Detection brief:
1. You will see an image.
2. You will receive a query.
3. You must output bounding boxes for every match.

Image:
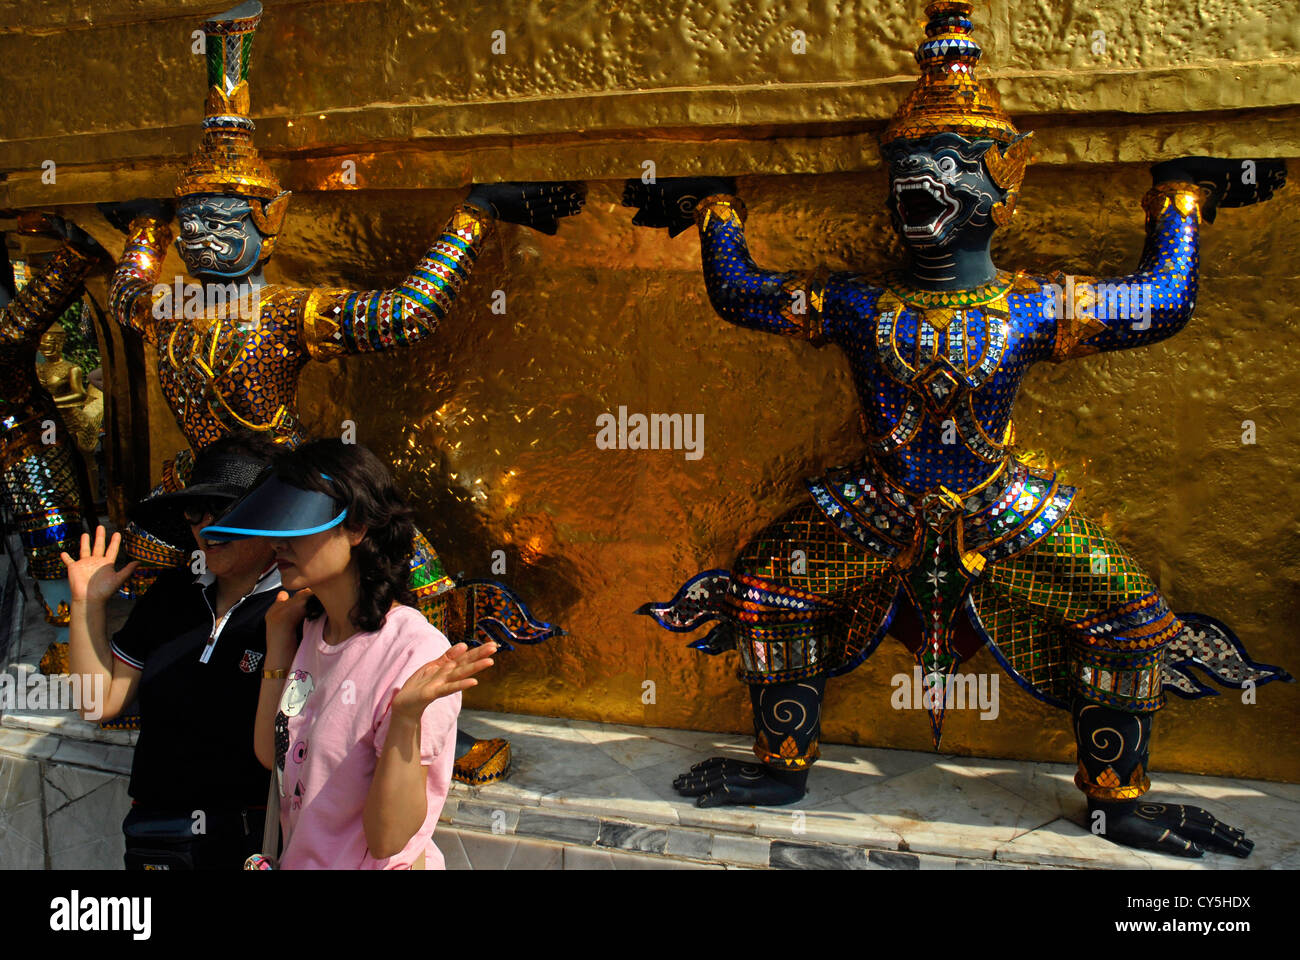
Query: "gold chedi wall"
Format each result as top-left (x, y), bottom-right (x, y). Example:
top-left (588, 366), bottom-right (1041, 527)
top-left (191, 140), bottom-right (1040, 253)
top-left (1, 0), bottom-right (1296, 781)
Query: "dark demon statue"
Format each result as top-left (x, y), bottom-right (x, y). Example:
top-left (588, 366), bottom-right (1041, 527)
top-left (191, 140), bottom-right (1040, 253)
top-left (625, 1), bottom-right (1291, 858)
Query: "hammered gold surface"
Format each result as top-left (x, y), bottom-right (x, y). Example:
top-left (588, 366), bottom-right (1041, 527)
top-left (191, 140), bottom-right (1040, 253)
top-left (3, 1), bottom-right (1296, 780)
top-left (2, 0), bottom-right (1299, 204)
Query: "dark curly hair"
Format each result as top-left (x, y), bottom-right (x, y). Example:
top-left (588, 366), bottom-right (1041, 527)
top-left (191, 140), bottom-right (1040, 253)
top-left (269, 438), bottom-right (416, 633)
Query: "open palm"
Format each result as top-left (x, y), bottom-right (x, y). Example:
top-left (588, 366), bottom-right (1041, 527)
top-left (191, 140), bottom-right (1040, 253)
top-left (392, 642), bottom-right (497, 721)
top-left (60, 526), bottom-right (139, 603)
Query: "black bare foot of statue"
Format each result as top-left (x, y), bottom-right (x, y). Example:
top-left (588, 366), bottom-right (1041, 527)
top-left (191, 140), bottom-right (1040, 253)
top-left (1090, 799), bottom-right (1254, 859)
top-left (672, 757), bottom-right (807, 807)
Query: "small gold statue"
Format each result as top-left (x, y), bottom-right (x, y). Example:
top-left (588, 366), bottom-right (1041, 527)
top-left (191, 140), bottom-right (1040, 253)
top-left (36, 324), bottom-right (104, 497)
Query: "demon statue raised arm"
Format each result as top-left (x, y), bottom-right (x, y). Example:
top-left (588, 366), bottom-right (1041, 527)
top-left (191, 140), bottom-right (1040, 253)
top-left (96, 1), bottom-right (582, 783)
top-left (625, 0), bottom-right (1290, 857)
top-left (1, 215), bottom-right (104, 651)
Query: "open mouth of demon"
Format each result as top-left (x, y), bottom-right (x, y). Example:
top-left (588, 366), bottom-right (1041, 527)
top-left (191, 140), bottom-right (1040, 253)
top-left (179, 236), bottom-right (235, 257)
top-left (893, 175), bottom-right (961, 241)
top-left (178, 233), bottom-right (244, 270)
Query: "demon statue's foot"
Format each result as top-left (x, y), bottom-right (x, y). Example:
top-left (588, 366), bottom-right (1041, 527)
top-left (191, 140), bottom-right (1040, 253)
top-left (452, 728), bottom-right (512, 785)
top-left (672, 757), bottom-right (807, 808)
top-left (1090, 799), bottom-right (1254, 859)
top-left (1071, 701), bottom-right (1255, 858)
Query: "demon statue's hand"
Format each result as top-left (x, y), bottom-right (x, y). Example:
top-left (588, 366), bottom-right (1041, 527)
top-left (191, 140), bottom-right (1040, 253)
top-left (465, 181), bottom-right (586, 235)
top-left (13, 213), bottom-right (107, 261)
top-left (98, 198), bottom-right (175, 235)
top-left (1151, 157), bottom-right (1286, 223)
top-left (672, 757), bottom-right (807, 808)
top-left (1091, 799), bottom-right (1253, 859)
top-left (622, 176), bottom-right (738, 237)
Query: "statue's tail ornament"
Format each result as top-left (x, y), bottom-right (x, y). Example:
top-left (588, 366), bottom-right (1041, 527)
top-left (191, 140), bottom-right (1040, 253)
top-left (636, 569), bottom-right (738, 655)
top-left (1162, 613), bottom-right (1294, 697)
top-left (447, 579), bottom-right (562, 651)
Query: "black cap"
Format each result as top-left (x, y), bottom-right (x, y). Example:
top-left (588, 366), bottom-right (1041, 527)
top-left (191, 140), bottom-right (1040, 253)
top-left (128, 453), bottom-right (269, 549)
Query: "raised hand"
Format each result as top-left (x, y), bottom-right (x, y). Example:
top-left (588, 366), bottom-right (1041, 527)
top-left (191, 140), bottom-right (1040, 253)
top-left (1151, 157), bottom-right (1287, 223)
top-left (12, 213), bottom-right (107, 261)
top-left (1093, 800), bottom-right (1254, 859)
top-left (464, 182), bottom-right (586, 235)
top-left (97, 198), bottom-right (175, 235)
top-left (264, 587), bottom-right (314, 657)
top-left (621, 176), bottom-right (737, 237)
top-left (60, 527), bottom-right (140, 604)
top-left (391, 641), bottom-right (497, 721)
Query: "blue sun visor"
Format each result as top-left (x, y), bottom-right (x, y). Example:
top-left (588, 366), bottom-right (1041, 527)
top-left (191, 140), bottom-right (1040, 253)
top-left (200, 474), bottom-right (347, 542)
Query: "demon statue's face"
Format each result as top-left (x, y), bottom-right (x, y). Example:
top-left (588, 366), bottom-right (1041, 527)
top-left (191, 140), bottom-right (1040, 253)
top-left (175, 194), bottom-right (265, 279)
top-left (883, 133), bottom-right (1005, 251)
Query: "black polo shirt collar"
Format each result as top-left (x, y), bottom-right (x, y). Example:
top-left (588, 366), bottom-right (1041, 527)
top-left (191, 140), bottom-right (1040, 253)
top-left (194, 560), bottom-right (282, 665)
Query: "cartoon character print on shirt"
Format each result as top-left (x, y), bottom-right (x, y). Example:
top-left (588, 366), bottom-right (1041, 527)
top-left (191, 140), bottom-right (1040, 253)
top-left (275, 669), bottom-right (314, 799)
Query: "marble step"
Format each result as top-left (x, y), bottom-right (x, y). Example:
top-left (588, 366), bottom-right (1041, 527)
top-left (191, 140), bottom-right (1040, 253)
top-left (441, 710), bottom-right (1300, 870)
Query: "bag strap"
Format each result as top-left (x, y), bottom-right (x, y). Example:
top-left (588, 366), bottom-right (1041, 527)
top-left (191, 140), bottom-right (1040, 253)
top-left (245, 774), bottom-right (280, 869)
top-left (261, 775), bottom-right (279, 857)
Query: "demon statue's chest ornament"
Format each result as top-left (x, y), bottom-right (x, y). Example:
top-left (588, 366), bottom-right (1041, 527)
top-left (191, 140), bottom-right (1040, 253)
top-left (625, 0), bottom-right (1291, 859)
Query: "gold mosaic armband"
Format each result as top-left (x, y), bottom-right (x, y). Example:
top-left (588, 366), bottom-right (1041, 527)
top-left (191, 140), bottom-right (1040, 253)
top-left (300, 287), bottom-right (354, 362)
top-left (1045, 270), bottom-right (1109, 363)
top-left (1075, 760), bottom-right (1151, 802)
top-left (109, 216), bottom-right (174, 342)
top-left (1141, 180), bottom-right (1212, 227)
top-left (753, 729), bottom-right (821, 771)
top-left (779, 267), bottom-right (830, 345)
top-left (694, 194), bottom-right (748, 232)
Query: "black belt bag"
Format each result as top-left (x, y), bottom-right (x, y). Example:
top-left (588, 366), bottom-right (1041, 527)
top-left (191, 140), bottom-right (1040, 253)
top-left (123, 806), bottom-right (261, 871)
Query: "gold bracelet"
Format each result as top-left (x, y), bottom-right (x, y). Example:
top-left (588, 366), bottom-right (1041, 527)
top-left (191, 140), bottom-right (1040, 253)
top-left (262, 668), bottom-right (287, 680)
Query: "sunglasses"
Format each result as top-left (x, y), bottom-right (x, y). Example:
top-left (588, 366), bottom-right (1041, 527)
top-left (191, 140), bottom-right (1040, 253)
top-left (182, 499), bottom-right (230, 526)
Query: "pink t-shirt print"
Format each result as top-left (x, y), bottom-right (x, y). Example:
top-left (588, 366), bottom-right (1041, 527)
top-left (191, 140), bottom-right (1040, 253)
top-left (274, 604), bottom-right (460, 870)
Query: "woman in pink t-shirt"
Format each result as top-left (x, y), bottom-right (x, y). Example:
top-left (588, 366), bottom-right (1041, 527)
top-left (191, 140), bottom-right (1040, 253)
top-left (202, 439), bottom-right (495, 869)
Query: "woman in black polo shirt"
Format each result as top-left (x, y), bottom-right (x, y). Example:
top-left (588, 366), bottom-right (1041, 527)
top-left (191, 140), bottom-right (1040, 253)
top-left (65, 432), bottom-right (281, 869)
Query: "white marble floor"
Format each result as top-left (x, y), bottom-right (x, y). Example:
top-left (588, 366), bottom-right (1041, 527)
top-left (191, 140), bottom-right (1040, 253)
top-left (441, 709), bottom-right (1300, 870)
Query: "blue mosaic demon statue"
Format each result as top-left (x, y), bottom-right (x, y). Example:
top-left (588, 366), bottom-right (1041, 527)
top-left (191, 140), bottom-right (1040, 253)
top-left (625, 1), bottom-right (1291, 857)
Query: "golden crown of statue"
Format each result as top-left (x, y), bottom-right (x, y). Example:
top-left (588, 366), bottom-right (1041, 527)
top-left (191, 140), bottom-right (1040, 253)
top-left (882, 2), bottom-right (1033, 223)
top-left (175, 1), bottom-right (289, 248)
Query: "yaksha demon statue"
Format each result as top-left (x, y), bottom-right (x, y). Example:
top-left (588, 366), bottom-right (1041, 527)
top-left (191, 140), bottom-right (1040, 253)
top-left (1, 216), bottom-right (103, 641)
top-left (627, 1), bottom-right (1291, 856)
top-left (98, 1), bottom-right (582, 782)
